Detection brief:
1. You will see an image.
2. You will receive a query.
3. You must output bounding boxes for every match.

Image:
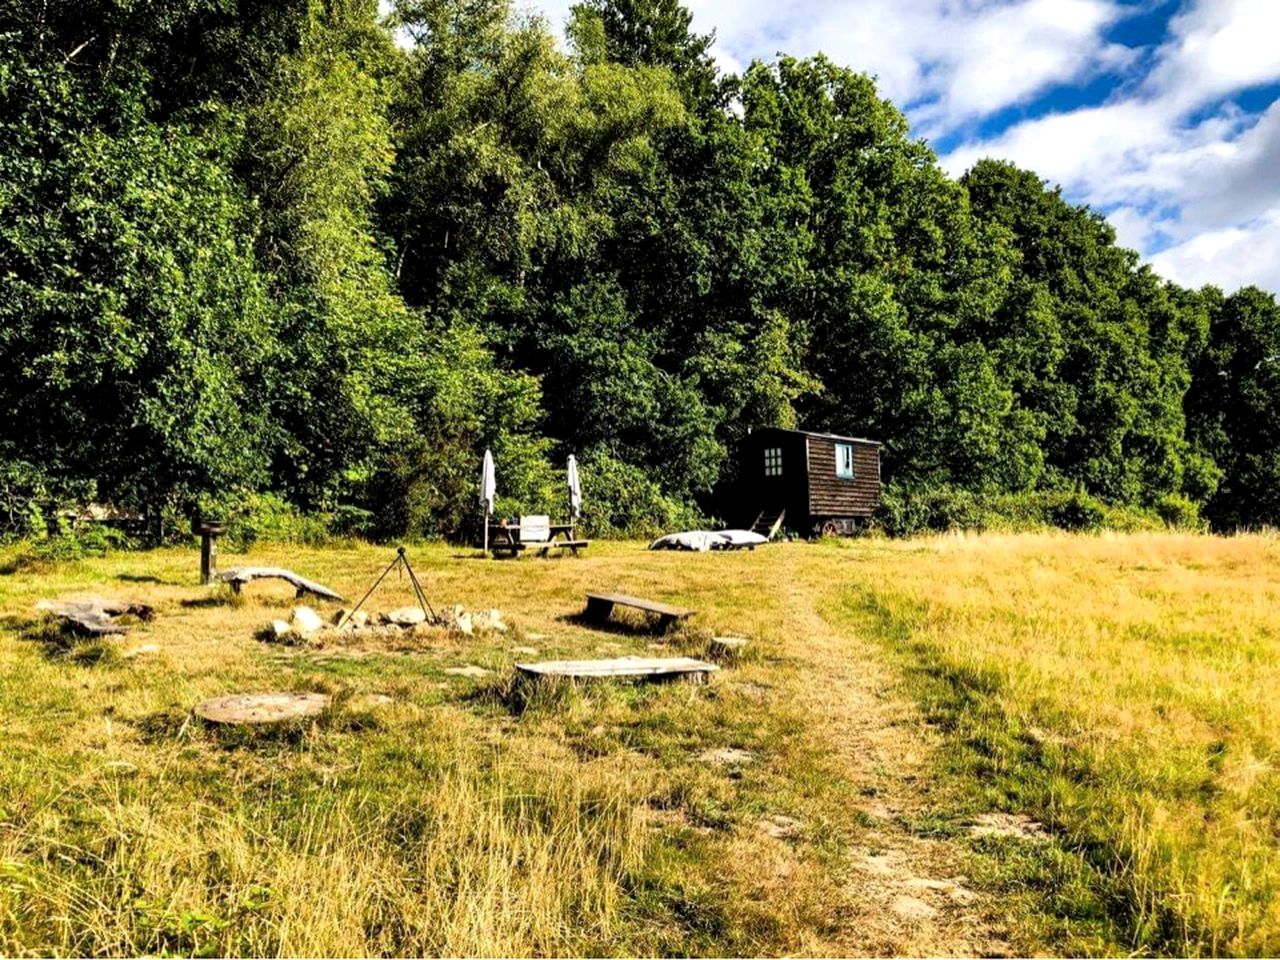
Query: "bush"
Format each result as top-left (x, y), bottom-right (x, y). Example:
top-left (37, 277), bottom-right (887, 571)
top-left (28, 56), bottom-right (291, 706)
top-left (1044, 490), bottom-right (1107, 531)
top-left (577, 449), bottom-right (708, 539)
top-left (874, 484), bottom-right (994, 537)
top-left (873, 484), bottom-right (1175, 537)
top-left (1154, 493), bottom-right (1207, 531)
top-left (193, 491), bottom-right (331, 551)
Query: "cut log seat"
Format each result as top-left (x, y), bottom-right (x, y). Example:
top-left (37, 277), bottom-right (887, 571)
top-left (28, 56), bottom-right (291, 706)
top-left (217, 567), bottom-right (343, 601)
top-left (516, 656), bottom-right (718, 684)
top-left (583, 592), bottom-right (694, 632)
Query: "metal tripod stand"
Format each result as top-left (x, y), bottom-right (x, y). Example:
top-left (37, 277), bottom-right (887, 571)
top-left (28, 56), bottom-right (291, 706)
top-left (338, 546), bottom-right (435, 628)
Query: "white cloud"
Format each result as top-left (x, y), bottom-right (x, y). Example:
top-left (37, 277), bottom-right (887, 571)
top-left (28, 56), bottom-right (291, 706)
top-left (1150, 208), bottom-right (1280, 291)
top-left (520, 0), bottom-right (1280, 292)
top-left (940, 0), bottom-right (1280, 292)
top-left (528, 0), bottom-right (1131, 129)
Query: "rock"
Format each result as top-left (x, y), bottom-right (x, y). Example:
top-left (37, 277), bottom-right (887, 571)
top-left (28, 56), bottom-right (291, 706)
top-left (906, 878), bottom-right (977, 905)
top-left (758, 814), bottom-right (801, 839)
top-left (472, 608), bottom-right (507, 632)
top-left (290, 606), bottom-right (325, 635)
top-left (385, 606), bottom-right (427, 627)
top-left (969, 812), bottom-right (1048, 841)
top-left (332, 608), bottom-right (351, 626)
top-left (122, 643), bottom-right (160, 659)
top-left (890, 895), bottom-right (938, 921)
top-left (270, 619), bottom-right (292, 639)
top-left (452, 611), bottom-right (474, 636)
top-left (698, 747), bottom-right (754, 767)
top-left (352, 611), bottom-right (369, 628)
top-left (443, 664), bottom-right (491, 679)
top-left (348, 693), bottom-right (395, 711)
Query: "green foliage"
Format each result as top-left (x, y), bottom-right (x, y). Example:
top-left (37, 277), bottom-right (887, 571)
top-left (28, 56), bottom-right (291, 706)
top-left (1185, 286), bottom-right (1280, 529)
top-left (2, 0), bottom-right (1278, 544)
top-left (577, 448), bottom-right (709, 538)
top-left (193, 491), bottom-right (332, 551)
top-left (873, 484), bottom-right (1169, 537)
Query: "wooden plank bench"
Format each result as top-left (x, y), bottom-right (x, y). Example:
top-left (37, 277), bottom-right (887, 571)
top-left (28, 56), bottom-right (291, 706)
top-left (583, 592), bottom-right (694, 632)
top-left (516, 656), bottom-right (718, 684)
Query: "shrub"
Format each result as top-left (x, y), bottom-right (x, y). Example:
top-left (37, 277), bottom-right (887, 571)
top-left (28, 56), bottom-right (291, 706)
top-left (873, 485), bottom-right (1176, 537)
top-left (194, 491), bottom-right (331, 551)
top-left (1044, 490), bottom-right (1107, 531)
top-left (577, 449), bottom-right (708, 539)
top-left (873, 484), bottom-right (994, 537)
top-left (1154, 493), bottom-right (1206, 531)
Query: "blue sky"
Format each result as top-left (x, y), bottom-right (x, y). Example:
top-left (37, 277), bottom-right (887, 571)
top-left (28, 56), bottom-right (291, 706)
top-left (528, 0), bottom-right (1280, 293)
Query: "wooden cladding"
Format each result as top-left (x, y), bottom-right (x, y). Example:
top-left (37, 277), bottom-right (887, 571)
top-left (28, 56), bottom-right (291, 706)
top-left (806, 437), bottom-right (880, 517)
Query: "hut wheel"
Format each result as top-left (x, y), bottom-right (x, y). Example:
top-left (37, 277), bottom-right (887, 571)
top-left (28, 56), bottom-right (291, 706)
top-left (820, 520), bottom-right (840, 537)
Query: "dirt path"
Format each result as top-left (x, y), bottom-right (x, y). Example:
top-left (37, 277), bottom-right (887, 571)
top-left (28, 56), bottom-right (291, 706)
top-left (774, 575), bottom-right (1012, 956)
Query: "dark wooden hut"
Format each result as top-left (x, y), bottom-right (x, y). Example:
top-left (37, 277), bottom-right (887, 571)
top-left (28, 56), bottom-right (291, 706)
top-left (734, 427), bottom-right (881, 537)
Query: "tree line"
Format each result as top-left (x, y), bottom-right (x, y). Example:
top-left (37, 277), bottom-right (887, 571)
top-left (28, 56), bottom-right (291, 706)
top-left (2, 0), bottom-right (1278, 540)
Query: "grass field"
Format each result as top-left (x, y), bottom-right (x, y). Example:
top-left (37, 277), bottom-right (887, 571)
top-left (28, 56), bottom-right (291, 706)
top-left (0, 533), bottom-right (1277, 956)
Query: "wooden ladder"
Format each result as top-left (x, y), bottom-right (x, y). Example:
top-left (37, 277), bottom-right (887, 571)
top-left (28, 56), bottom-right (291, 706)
top-left (750, 509), bottom-right (786, 540)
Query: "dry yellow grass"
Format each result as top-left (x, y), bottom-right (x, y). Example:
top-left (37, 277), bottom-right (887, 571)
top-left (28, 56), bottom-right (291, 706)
top-left (1, 533), bottom-right (1277, 955)
top-left (835, 531), bottom-right (1280, 955)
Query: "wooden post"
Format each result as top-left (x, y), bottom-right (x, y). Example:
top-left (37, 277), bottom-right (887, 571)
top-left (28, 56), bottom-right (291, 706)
top-left (200, 532), bottom-right (215, 585)
top-left (191, 518), bottom-right (226, 586)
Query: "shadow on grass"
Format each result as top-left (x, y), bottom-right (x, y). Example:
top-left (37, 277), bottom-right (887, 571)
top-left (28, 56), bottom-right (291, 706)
top-left (4, 614), bottom-right (122, 667)
top-left (180, 596), bottom-right (232, 609)
top-left (557, 608), bottom-right (680, 638)
top-left (117, 573), bottom-right (184, 585)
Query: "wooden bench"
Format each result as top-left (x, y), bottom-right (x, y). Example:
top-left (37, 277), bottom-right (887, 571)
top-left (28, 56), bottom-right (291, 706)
top-left (583, 593), bottom-right (694, 632)
top-left (217, 567), bottom-right (343, 601)
top-left (533, 538), bottom-right (591, 558)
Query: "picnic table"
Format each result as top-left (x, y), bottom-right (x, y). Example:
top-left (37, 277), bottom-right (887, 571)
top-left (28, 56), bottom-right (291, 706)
top-left (489, 517), bottom-right (589, 558)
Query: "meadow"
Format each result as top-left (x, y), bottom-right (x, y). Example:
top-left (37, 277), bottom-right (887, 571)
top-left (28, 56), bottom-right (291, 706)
top-left (0, 533), bottom-right (1276, 956)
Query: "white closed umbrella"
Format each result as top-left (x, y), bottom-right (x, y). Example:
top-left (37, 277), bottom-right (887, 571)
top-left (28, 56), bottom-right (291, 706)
top-left (567, 453), bottom-right (582, 523)
top-left (481, 448), bottom-right (496, 554)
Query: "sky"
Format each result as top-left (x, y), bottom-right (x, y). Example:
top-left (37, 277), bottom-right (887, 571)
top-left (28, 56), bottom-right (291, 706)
top-left (525, 0), bottom-right (1280, 294)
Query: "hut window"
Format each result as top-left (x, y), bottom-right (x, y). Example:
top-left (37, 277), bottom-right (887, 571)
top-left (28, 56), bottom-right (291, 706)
top-left (835, 443), bottom-right (855, 479)
top-left (763, 447), bottom-right (783, 476)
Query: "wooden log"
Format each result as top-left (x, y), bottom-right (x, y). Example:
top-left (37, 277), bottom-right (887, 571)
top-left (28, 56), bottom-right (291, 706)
top-left (516, 656), bottom-right (718, 684)
top-left (194, 691), bottom-right (331, 725)
top-left (217, 567), bottom-right (343, 601)
top-left (35, 598), bottom-right (154, 636)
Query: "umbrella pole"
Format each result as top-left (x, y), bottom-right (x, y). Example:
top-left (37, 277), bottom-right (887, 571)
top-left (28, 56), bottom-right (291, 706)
top-left (483, 506), bottom-right (489, 557)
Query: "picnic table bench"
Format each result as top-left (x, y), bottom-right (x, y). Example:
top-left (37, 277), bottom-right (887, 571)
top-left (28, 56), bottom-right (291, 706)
top-left (489, 516), bottom-right (590, 558)
top-left (583, 592), bottom-right (694, 632)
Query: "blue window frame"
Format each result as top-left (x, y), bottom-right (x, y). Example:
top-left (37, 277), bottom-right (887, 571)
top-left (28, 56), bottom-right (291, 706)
top-left (835, 443), bottom-right (855, 479)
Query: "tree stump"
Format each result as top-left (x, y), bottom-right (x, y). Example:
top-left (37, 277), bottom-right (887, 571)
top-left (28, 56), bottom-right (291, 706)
top-left (194, 692), bottom-right (331, 725)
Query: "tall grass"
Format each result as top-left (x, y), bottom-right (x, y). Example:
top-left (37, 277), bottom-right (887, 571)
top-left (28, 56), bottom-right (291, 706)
top-left (841, 531), bottom-right (1280, 955)
top-left (1, 734), bottom-right (648, 956)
